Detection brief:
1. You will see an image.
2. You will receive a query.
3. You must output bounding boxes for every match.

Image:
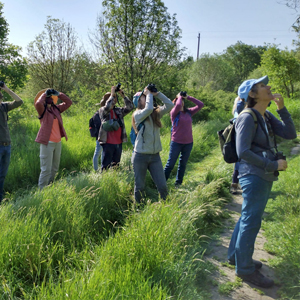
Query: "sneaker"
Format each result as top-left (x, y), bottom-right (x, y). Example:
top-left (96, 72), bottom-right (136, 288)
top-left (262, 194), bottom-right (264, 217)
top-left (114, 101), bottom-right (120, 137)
top-left (228, 259), bottom-right (263, 270)
top-left (230, 183), bottom-right (238, 194)
top-left (236, 270), bottom-right (274, 288)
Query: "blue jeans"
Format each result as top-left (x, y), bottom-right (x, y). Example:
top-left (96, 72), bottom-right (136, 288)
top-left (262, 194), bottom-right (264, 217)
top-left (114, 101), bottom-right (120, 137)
top-left (164, 141), bottom-right (193, 185)
top-left (132, 152), bottom-right (168, 203)
top-left (101, 143), bottom-right (122, 171)
top-left (228, 174), bottom-right (273, 275)
top-left (0, 145), bottom-right (11, 202)
top-left (93, 140), bottom-right (103, 171)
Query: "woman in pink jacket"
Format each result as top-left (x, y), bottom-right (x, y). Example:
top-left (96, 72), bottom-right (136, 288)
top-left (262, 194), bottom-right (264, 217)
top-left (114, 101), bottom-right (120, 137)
top-left (34, 89), bottom-right (72, 189)
top-left (164, 92), bottom-right (204, 186)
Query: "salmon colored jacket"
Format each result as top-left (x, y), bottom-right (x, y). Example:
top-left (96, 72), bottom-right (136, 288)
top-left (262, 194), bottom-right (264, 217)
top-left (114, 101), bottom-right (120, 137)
top-left (34, 93), bottom-right (72, 145)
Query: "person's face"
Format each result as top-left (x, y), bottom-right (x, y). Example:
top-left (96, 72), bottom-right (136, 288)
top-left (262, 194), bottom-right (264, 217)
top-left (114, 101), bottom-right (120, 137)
top-left (252, 82), bottom-right (273, 102)
top-left (138, 94), bottom-right (146, 108)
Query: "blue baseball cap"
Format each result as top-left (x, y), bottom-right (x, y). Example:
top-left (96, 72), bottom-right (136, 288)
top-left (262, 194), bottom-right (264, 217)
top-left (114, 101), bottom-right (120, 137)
top-left (238, 75), bottom-right (269, 102)
top-left (133, 90), bottom-right (143, 108)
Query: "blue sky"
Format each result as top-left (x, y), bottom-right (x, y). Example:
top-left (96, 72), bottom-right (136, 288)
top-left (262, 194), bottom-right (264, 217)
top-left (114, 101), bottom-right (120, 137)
top-left (2, 0), bottom-right (298, 58)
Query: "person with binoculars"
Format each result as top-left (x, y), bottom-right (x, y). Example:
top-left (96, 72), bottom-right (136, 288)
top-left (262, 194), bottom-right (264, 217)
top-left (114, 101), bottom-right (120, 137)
top-left (227, 76), bottom-right (296, 288)
top-left (0, 81), bottom-right (24, 202)
top-left (164, 91), bottom-right (204, 187)
top-left (34, 88), bottom-right (72, 189)
top-left (98, 84), bottom-right (133, 171)
top-left (131, 84), bottom-right (173, 203)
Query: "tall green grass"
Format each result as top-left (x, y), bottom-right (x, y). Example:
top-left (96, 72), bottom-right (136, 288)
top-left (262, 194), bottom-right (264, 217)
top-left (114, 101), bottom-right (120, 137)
top-left (1, 93), bottom-right (299, 299)
top-left (263, 155), bottom-right (300, 299)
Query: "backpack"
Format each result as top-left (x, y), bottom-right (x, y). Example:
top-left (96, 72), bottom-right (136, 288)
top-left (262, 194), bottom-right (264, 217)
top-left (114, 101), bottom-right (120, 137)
top-left (130, 121), bottom-right (145, 147)
top-left (217, 108), bottom-right (258, 163)
top-left (89, 111), bottom-right (101, 138)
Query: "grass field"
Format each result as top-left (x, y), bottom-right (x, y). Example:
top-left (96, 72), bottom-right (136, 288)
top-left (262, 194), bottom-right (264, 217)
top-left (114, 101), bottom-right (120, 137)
top-left (1, 95), bottom-right (299, 299)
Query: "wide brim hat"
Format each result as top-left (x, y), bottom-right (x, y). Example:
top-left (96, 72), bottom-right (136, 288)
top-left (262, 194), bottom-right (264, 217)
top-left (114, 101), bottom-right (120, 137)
top-left (34, 88), bottom-right (58, 104)
top-left (96, 92), bottom-right (111, 107)
top-left (238, 75), bottom-right (269, 102)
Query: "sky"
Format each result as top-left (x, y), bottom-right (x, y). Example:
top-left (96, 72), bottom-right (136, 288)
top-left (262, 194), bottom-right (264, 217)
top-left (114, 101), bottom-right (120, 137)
top-left (1, 0), bottom-right (298, 59)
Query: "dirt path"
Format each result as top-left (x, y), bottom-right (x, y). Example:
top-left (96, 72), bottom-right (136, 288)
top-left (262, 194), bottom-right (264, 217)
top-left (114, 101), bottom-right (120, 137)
top-left (206, 191), bottom-right (279, 300)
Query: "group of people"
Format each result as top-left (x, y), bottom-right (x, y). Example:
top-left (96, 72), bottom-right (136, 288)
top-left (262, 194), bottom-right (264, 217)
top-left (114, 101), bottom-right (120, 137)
top-left (0, 75), bottom-right (297, 289)
top-left (91, 85), bottom-right (204, 203)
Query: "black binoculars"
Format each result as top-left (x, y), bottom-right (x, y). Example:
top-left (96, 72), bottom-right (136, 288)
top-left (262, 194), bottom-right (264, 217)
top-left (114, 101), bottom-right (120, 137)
top-left (147, 83), bottom-right (157, 93)
top-left (180, 91), bottom-right (187, 97)
top-left (115, 83), bottom-right (121, 92)
top-left (0, 81), bottom-right (4, 88)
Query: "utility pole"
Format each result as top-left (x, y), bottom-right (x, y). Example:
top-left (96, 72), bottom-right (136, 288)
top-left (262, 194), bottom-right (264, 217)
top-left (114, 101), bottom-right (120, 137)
top-left (197, 33), bottom-right (200, 60)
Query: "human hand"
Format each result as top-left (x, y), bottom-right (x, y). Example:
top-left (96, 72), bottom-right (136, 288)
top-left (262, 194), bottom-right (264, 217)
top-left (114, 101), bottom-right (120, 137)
top-left (118, 89), bottom-right (125, 97)
top-left (111, 86), bottom-right (116, 96)
top-left (143, 87), bottom-right (150, 96)
top-left (277, 159), bottom-right (287, 171)
top-left (272, 93), bottom-right (284, 110)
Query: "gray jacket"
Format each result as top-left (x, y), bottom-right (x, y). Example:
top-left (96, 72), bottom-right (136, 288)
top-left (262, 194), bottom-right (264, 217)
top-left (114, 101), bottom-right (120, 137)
top-left (236, 107), bottom-right (296, 181)
top-left (133, 92), bottom-right (173, 154)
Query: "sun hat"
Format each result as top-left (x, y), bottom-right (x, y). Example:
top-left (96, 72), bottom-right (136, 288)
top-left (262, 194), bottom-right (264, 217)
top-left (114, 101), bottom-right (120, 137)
top-left (238, 75), bottom-right (269, 101)
top-left (34, 88), bottom-right (58, 104)
top-left (133, 91), bottom-right (143, 108)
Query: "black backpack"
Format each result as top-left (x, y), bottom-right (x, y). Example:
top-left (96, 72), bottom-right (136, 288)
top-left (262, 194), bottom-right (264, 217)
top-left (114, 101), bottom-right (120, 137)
top-left (89, 111), bottom-right (101, 138)
top-left (217, 108), bottom-right (258, 163)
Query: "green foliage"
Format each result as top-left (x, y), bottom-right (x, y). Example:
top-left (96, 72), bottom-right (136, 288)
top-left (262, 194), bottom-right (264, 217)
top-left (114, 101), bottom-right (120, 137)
top-left (186, 42), bottom-right (266, 93)
top-left (0, 2), bottom-right (28, 90)
top-left (222, 41), bottom-right (266, 90)
top-left (260, 46), bottom-right (300, 98)
top-left (91, 0), bottom-right (185, 98)
top-left (186, 53), bottom-right (235, 92)
top-left (263, 155), bottom-right (300, 299)
top-left (218, 277), bottom-right (242, 296)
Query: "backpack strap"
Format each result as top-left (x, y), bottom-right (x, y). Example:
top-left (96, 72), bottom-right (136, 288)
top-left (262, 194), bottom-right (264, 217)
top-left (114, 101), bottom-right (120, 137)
top-left (1, 103), bottom-right (8, 121)
top-left (239, 108), bottom-right (272, 151)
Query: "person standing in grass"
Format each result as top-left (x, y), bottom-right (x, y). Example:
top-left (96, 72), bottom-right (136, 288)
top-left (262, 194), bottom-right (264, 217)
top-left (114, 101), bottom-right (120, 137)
top-left (164, 92), bottom-right (204, 187)
top-left (230, 96), bottom-right (245, 194)
top-left (89, 108), bottom-right (102, 171)
top-left (98, 86), bottom-right (133, 171)
top-left (34, 88), bottom-right (72, 189)
top-left (227, 75), bottom-right (296, 288)
top-left (0, 82), bottom-right (23, 202)
top-left (132, 86), bottom-right (173, 203)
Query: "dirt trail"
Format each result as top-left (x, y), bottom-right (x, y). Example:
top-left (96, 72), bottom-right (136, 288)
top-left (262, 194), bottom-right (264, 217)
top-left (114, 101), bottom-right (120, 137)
top-left (207, 191), bottom-right (279, 300)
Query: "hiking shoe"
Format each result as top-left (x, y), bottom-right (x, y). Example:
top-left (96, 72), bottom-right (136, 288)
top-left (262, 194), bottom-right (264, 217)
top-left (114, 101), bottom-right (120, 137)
top-left (230, 183), bottom-right (238, 194)
top-left (228, 259), bottom-right (263, 270)
top-left (236, 270), bottom-right (274, 288)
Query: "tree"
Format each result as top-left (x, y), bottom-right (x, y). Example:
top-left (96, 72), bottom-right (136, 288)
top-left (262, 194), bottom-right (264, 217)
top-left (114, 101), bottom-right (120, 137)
top-left (90, 0), bottom-right (184, 98)
top-left (260, 46), bottom-right (300, 97)
top-left (186, 53), bottom-right (235, 92)
top-left (0, 2), bottom-right (27, 90)
top-left (27, 17), bottom-right (81, 93)
top-left (222, 41), bottom-right (266, 90)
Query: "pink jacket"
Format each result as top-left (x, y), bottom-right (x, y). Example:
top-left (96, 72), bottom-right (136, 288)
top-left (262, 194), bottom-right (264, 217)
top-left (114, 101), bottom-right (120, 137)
top-left (35, 93), bottom-right (72, 145)
top-left (170, 96), bottom-right (204, 144)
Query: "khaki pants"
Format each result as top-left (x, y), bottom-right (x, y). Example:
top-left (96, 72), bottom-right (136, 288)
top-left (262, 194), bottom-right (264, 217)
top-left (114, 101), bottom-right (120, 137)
top-left (38, 142), bottom-right (62, 189)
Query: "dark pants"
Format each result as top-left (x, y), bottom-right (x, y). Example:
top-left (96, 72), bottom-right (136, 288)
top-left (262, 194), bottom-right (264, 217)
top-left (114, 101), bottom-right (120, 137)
top-left (101, 143), bottom-right (122, 171)
top-left (164, 141), bottom-right (193, 185)
top-left (0, 145), bottom-right (11, 202)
